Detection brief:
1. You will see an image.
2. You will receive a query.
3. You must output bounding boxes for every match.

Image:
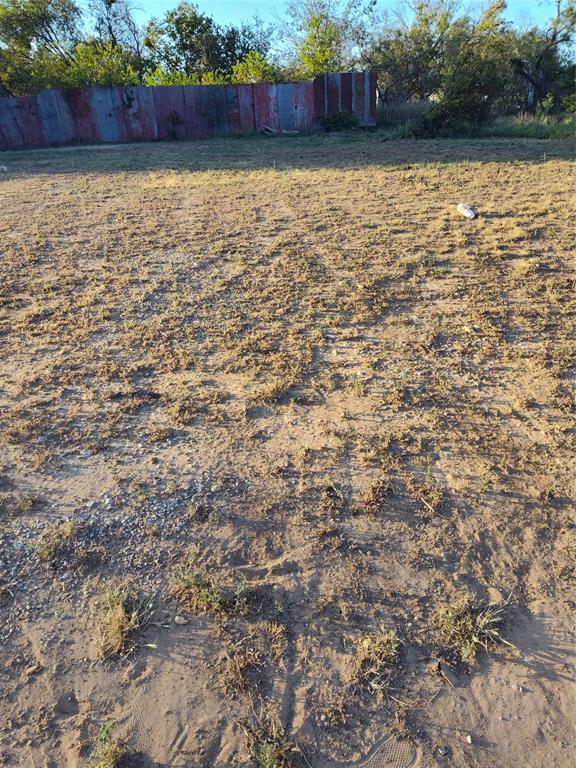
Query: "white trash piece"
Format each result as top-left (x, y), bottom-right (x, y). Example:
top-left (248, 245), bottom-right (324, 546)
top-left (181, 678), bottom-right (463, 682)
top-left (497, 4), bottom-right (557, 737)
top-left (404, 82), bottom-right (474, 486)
top-left (457, 202), bottom-right (475, 219)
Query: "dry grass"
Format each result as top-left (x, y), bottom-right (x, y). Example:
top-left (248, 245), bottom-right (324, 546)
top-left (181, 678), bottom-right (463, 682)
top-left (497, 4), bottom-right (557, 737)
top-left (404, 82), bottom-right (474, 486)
top-left (97, 586), bottom-right (152, 659)
top-left (168, 560), bottom-right (249, 616)
top-left (169, 566), bottom-right (225, 614)
top-left (219, 635), bottom-right (264, 694)
top-left (37, 520), bottom-right (77, 562)
top-left (438, 597), bottom-right (510, 664)
top-left (352, 626), bottom-right (400, 692)
top-left (1, 134), bottom-right (574, 766)
top-left (242, 712), bottom-right (300, 768)
top-left (89, 722), bottom-right (128, 768)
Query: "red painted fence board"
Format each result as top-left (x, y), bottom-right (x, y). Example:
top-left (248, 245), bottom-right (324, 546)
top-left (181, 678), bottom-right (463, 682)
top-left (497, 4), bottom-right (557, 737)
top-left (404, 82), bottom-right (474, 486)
top-left (327, 74), bottom-right (340, 112)
top-left (340, 73), bottom-right (353, 113)
top-left (0, 72), bottom-right (376, 150)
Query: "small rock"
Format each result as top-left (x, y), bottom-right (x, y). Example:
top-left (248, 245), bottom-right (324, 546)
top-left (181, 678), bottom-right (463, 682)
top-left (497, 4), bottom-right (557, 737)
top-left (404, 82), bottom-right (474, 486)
top-left (174, 615), bottom-right (188, 625)
top-left (466, 734), bottom-right (473, 745)
top-left (0, 166), bottom-right (7, 173)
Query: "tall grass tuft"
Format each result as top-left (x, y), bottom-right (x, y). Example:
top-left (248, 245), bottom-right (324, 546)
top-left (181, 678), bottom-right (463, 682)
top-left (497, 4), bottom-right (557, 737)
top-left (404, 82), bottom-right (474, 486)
top-left (477, 113), bottom-right (576, 139)
top-left (376, 100), bottom-right (575, 139)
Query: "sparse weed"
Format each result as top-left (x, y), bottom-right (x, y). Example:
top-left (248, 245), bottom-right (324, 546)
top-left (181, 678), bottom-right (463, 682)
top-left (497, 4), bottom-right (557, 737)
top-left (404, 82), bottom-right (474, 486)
top-left (346, 373), bottom-right (368, 397)
top-left (361, 477), bottom-right (392, 513)
top-left (0, 493), bottom-right (37, 515)
top-left (405, 475), bottom-right (445, 515)
top-left (148, 425), bottom-right (173, 442)
top-left (312, 684), bottom-right (348, 727)
top-left (169, 566), bottom-right (225, 614)
top-left (321, 481), bottom-right (345, 515)
top-left (252, 380), bottom-right (292, 404)
top-left (337, 599), bottom-right (350, 623)
top-left (72, 544), bottom-right (106, 572)
top-left (168, 558), bottom-right (252, 616)
top-left (265, 620), bottom-right (286, 663)
top-left (439, 597), bottom-right (509, 664)
top-left (232, 573), bottom-right (249, 614)
top-left (353, 626), bottom-right (400, 692)
top-left (89, 722), bottom-right (127, 768)
top-left (0, 574), bottom-right (15, 605)
top-left (346, 278), bottom-right (389, 323)
top-left (37, 520), bottom-right (77, 562)
top-left (185, 500), bottom-right (211, 522)
top-left (97, 586), bottom-right (152, 659)
top-left (11, 494), bottom-right (37, 513)
top-left (242, 713), bottom-right (299, 768)
top-left (220, 638), bottom-right (264, 693)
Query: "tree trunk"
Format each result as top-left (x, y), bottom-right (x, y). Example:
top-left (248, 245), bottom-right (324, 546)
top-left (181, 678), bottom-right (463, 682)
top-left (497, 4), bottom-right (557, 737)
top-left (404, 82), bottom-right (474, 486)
top-left (526, 80), bottom-right (536, 110)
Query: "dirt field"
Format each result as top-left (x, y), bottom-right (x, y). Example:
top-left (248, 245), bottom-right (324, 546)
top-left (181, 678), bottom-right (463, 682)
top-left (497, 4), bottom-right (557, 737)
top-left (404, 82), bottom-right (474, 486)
top-left (0, 134), bottom-right (574, 768)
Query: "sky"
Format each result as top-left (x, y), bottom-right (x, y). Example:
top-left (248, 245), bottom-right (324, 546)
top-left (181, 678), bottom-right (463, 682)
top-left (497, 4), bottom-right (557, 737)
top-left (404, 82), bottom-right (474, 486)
top-left (130, 0), bottom-right (558, 30)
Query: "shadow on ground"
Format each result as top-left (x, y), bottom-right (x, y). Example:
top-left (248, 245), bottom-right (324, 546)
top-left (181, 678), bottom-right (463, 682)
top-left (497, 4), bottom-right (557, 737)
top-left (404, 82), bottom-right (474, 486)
top-left (1, 134), bottom-right (574, 176)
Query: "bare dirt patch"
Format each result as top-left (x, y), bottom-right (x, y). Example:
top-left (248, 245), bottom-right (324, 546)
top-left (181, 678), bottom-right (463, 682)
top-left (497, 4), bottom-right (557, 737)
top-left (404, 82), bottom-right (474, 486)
top-left (0, 135), bottom-right (574, 767)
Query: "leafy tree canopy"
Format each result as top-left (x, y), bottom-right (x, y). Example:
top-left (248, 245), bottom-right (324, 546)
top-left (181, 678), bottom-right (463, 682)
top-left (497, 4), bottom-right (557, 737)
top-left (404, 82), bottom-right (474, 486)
top-left (0, 0), bottom-right (573, 126)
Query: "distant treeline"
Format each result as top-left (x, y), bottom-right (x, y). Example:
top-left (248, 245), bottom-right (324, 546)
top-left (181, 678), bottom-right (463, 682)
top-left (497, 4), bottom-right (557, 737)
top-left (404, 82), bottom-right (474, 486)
top-left (1, 1), bottom-right (574, 131)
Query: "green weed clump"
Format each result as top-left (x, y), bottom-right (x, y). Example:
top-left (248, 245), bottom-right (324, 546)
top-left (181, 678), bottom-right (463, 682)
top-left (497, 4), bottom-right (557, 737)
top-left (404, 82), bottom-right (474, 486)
top-left (89, 722), bottom-right (127, 768)
top-left (243, 715), bottom-right (299, 768)
top-left (169, 566), bottom-right (225, 613)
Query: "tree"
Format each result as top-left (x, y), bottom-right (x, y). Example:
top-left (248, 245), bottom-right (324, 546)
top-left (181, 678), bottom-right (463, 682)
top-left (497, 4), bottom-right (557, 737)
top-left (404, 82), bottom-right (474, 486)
top-left (32, 40), bottom-right (137, 87)
top-left (143, 64), bottom-right (228, 85)
top-left (0, 0), bottom-right (81, 92)
top-left (231, 50), bottom-right (278, 83)
top-left (0, 0), bottom-right (143, 92)
top-left (298, 13), bottom-right (344, 75)
top-left (361, 1), bottom-right (458, 102)
top-left (0, 0), bottom-right (80, 59)
top-left (144, 2), bottom-right (216, 74)
top-left (89, 0), bottom-right (147, 77)
top-left (66, 41), bottom-right (137, 86)
top-left (217, 21), bottom-right (273, 74)
top-left (423, 1), bottom-right (513, 130)
top-left (282, 0), bottom-right (374, 76)
top-left (143, 2), bottom-right (272, 78)
top-left (511, 0), bottom-right (575, 110)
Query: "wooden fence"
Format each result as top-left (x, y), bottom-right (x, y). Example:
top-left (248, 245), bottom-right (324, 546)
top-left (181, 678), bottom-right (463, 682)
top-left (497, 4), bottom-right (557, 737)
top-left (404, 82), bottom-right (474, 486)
top-left (0, 72), bottom-right (376, 150)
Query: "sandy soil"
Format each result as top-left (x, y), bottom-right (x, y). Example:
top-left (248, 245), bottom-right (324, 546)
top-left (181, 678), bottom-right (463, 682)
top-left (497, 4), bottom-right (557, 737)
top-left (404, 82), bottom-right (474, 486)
top-left (0, 134), bottom-right (574, 768)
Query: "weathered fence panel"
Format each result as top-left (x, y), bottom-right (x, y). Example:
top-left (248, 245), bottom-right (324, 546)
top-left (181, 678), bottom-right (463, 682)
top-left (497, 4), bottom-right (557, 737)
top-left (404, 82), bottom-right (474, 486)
top-left (311, 71), bottom-right (377, 129)
top-left (0, 72), bottom-right (376, 150)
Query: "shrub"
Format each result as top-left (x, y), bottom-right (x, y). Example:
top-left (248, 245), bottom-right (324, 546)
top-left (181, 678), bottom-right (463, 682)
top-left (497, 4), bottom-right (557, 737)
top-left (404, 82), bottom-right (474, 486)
top-left (376, 100), bottom-right (431, 128)
top-left (232, 51), bottom-right (278, 84)
top-left (319, 111), bottom-right (359, 132)
top-left (479, 113), bottom-right (576, 139)
top-left (562, 93), bottom-right (576, 114)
